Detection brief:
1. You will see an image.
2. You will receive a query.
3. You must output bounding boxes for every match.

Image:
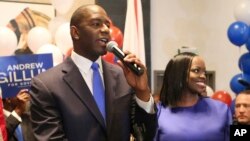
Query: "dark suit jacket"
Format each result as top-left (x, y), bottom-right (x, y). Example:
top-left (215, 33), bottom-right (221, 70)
top-left (30, 58), bottom-right (137, 141)
top-left (6, 113), bottom-right (36, 141)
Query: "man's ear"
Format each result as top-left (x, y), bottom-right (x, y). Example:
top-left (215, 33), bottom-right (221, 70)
top-left (70, 26), bottom-right (79, 40)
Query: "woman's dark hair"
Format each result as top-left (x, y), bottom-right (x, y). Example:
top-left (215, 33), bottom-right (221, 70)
top-left (159, 52), bottom-right (198, 107)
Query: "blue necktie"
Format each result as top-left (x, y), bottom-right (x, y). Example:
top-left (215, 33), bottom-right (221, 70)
top-left (91, 62), bottom-right (106, 120)
top-left (15, 124), bottom-right (24, 141)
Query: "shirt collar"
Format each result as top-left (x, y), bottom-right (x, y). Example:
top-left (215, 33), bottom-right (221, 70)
top-left (71, 51), bottom-right (103, 74)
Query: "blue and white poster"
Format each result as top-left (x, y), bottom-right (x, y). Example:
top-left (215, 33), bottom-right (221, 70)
top-left (0, 54), bottom-right (53, 98)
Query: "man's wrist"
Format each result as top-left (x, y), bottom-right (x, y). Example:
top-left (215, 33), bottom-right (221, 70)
top-left (11, 110), bottom-right (22, 122)
top-left (135, 87), bottom-right (151, 102)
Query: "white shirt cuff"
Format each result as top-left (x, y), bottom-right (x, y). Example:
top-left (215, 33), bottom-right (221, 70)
top-left (135, 95), bottom-right (155, 114)
top-left (11, 111), bottom-right (22, 122)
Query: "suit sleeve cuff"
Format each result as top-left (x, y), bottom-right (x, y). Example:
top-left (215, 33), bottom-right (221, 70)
top-left (135, 95), bottom-right (155, 114)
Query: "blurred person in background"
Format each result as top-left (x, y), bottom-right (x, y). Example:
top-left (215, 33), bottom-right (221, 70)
top-left (3, 89), bottom-right (36, 141)
top-left (234, 90), bottom-right (250, 125)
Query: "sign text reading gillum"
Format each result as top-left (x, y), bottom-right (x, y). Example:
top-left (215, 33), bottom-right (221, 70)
top-left (0, 54), bottom-right (53, 98)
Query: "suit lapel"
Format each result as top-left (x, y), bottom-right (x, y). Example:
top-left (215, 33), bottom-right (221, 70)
top-left (62, 58), bottom-right (106, 129)
top-left (20, 120), bottom-right (27, 141)
top-left (102, 61), bottom-right (116, 128)
top-left (102, 60), bottom-right (133, 136)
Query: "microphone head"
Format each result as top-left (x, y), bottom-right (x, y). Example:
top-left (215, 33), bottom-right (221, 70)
top-left (106, 41), bottom-right (118, 52)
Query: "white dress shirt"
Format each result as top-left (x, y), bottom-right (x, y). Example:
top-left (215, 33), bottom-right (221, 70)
top-left (71, 51), bottom-right (154, 113)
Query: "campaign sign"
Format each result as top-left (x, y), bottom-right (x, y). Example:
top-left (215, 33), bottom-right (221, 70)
top-left (0, 54), bottom-right (53, 98)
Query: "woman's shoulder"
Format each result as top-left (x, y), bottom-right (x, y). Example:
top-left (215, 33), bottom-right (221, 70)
top-left (200, 96), bottom-right (230, 110)
top-left (156, 97), bottom-right (230, 112)
top-left (201, 96), bottom-right (232, 123)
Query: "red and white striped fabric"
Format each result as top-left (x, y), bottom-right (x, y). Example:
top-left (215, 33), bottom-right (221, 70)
top-left (123, 0), bottom-right (145, 64)
top-left (0, 87), bottom-right (7, 141)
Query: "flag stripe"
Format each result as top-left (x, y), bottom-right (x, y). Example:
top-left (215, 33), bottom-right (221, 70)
top-left (123, 0), bottom-right (145, 64)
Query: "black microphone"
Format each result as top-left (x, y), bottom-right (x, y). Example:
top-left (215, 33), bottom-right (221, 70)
top-left (106, 41), bottom-right (144, 76)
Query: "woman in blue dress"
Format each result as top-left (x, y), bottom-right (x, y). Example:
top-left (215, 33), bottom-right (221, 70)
top-left (154, 52), bottom-right (232, 141)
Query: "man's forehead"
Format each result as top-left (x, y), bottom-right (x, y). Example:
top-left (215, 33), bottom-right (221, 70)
top-left (83, 8), bottom-right (110, 21)
top-left (83, 5), bottom-right (107, 16)
top-left (236, 94), bottom-right (250, 102)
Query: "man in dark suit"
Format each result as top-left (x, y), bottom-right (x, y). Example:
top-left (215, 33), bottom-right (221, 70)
top-left (30, 4), bottom-right (155, 141)
top-left (3, 89), bottom-right (36, 141)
